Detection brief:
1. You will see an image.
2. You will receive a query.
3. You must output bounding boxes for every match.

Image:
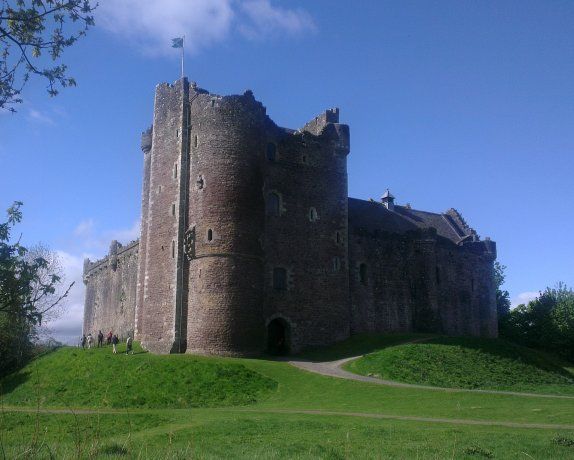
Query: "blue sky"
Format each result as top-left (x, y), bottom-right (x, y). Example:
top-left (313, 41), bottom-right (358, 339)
top-left (1, 0), bottom-right (573, 341)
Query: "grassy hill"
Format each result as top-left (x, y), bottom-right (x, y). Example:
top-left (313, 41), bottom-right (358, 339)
top-left (0, 343), bottom-right (277, 408)
top-left (345, 336), bottom-right (574, 394)
top-left (2, 335), bottom-right (574, 458)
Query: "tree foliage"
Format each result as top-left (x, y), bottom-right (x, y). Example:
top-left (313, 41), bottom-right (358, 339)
top-left (494, 261), bottom-right (511, 318)
top-left (0, 201), bottom-right (72, 375)
top-left (500, 283), bottom-right (574, 362)
top-left (0, 0), bottom-right (96, 112)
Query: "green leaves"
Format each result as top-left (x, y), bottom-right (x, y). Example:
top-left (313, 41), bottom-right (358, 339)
top-left (0, 0), bottom-right (97, 111)
top-left (500, 283), bottom-right (574, 361)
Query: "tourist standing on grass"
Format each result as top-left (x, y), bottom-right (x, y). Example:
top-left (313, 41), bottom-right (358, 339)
top-left (107, 330), bottom-right (112, 346)
top-left (87, 333), bottom-right (93, 349)
top-left (126, 336), bottom-right (133, 355)
top-left (97, 330), bottom-right (104, 347)
top-left (81, 335), bottom-right (86, 349)
top-left (112, 334), bottom-right (119, 354)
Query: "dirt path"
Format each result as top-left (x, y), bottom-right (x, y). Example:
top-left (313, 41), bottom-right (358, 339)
top-left (289, 355), bottom-right (574, 400)
top-left (234, 409), bottom-right (574, 430)
top-left (4, 406), bottom-right (574, 431)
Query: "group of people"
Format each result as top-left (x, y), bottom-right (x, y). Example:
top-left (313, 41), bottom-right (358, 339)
top-left (80, 330), bottom-right (133, 355)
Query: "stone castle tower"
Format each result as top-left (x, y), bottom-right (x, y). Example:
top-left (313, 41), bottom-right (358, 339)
top-left (83, 78), bottom-right (498, 355)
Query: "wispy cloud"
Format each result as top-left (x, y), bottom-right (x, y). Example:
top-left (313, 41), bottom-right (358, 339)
top-left (511, 291), bottom-right (539, 308)
top-left (42, 250), bottom-right (87, 343)
top-left (71, 218), bottom-right (140, 254)
top-left (238, 0), bottom-right (316, 39)
top-left (97, 0), bottom-right (315, 56)
top-left (28, 108), bottom-right (55, 125)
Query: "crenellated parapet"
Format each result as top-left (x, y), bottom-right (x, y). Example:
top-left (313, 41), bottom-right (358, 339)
top-left (83, 239), bottom-right (139, 283)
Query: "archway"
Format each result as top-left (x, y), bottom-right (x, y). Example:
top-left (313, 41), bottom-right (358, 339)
top-left (267, 318), bottom-right (290, 355)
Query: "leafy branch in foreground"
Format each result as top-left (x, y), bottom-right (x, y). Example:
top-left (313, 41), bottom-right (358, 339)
top-left (0, 0), bottom-right (97, 112)
top-left (0, 201), bottom-right (73, 325)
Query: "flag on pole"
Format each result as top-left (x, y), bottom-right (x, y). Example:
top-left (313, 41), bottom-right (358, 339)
top-left (172, 37), bottom-right (184, 48)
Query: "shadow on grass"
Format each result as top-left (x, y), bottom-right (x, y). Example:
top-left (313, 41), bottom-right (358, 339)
top-left (424, 336), bottom-right (574, 380)
top-left (290, 333), bottom-right (433, 362)
top-left (0, 370), bottom-right (30, 397)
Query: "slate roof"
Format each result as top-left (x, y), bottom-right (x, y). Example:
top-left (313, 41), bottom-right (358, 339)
top-left (348, 198), bottom-right (476, 244)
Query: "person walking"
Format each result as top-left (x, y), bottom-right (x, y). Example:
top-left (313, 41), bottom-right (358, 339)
top-left (112, 334), bottom-right (119, 354)
top-left (97, 330), bottom-right (104, 348)
top-left (87, 333), bottom-right (93, 349)
top-left (81, 335), bottom-right (86, 350)
top-left (126, 335), bottom-right (133, 355)
top-left (107, 330), bottom-right (112, 346)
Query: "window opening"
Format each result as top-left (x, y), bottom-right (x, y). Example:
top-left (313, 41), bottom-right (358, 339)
top-left (207, 229), bottom-right (213, 241)
top-left (266, 192), bottom-right (281, 216)
top-left (359, 263), bottom-right (368, 285)
top-left (273, 267), bottom-right (287, 290)
top-left (266, 142), bottom-right (277, 162)
top-left (309, 207), bottom-right (318, 222)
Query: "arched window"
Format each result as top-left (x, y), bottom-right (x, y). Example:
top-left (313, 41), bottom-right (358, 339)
top-left (273, 267), bottom-right (287, 290)
top-left (266, 192), bottom-right (281, 216)
top-left (207, 229), bottom-right (213, 242)
top-left (266, 142), bottom-right (277, 162)
top-left (359, 263), bottom-right (368, 285)
top-left (308, 207), bottom-right (318, 222)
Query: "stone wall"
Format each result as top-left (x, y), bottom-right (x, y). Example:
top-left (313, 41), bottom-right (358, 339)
top-left (83, 240), bottom-right (139, 339)
top-left (348, 226), bottom-right (497, 337)
top-left (184, 88), bottom-right (267, 356)
top-left (262, 110), bottom-right (351, 353)
top-left (136, 80), bottom-right (188, 353)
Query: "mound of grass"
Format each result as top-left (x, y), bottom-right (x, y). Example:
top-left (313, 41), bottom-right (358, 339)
top-left (0, 343), bottom-right (277, 409)
top-left (345, 336), bottom-right (574, 394)
top-left (299, 333), bottom-right (431, 361)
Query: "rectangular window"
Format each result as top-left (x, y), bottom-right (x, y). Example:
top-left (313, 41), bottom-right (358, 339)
top-left (171, 203), bottom-right (176, 216)
top-left (273, 267), bottom-right (287, 290)
top-left (174, 163), bottom-right (178, 179)
top-left (171, 240), bottom-right (175, 258)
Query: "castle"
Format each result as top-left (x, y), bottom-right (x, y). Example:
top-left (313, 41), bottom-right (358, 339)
top-left (83, 78), bottom-right (498, 355)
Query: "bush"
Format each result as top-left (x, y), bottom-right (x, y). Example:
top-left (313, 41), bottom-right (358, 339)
top-left (500, 283), bottom-right (574, 362)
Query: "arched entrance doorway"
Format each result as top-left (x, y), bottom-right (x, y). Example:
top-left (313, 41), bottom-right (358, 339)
top-left (267, 318), bottom-right (290, 355)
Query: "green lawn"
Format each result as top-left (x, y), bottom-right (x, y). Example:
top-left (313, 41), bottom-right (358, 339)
top-left (1, 336), bottom-right (574, 458)
top-left (0, 343), bottom-right (277, 408)
top-left (345, 336), bottom-right (574, 395)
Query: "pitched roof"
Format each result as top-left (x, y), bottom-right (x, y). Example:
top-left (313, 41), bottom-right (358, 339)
top-left (348, 198), bottom-right (477, 244)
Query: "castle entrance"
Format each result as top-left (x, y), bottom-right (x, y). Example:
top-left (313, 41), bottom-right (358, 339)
top-left (267, 318), bottom-right (290, 355)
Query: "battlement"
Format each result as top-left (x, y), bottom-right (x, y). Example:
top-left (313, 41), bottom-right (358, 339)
top-left (83, 239), bottom-right (139, 282)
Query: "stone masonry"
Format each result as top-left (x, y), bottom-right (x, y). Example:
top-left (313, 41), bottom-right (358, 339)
top-left (83, 78), bottom-right (498, 355)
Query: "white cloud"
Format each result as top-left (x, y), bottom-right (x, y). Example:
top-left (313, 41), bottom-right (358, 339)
top-left (511, 291), bottom-right (539, 308)
top-left (109, 220), bottom-right (141, 243)
top-left (97, 0), bottom-right (315, 56)
top-left (42, 220), bottom-right (140, 344)
top-left (71, 218), bottom-right (140, 254)
top-left (74, 218), bottom-right (95, 236)
top-left (42, 251), bottom-right (87, 344)
top-left (28, 108), bottom-right (55, 125)
top-left (238, 0), bottom-right (316, 39)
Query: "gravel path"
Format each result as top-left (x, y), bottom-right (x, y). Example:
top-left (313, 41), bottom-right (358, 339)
top-left (289, 355), bottom-right (574, 400)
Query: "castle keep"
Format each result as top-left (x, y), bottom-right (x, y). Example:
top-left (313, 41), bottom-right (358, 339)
top-left (83, 78), bottom-right (498, 355)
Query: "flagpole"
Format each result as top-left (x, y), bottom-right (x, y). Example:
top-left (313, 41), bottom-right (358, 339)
top-left (181, 35), bottom-right (185, 78)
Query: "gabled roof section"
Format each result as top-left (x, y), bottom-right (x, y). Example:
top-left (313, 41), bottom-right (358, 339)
top-left (348, 198), bottom-right (479, 244)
